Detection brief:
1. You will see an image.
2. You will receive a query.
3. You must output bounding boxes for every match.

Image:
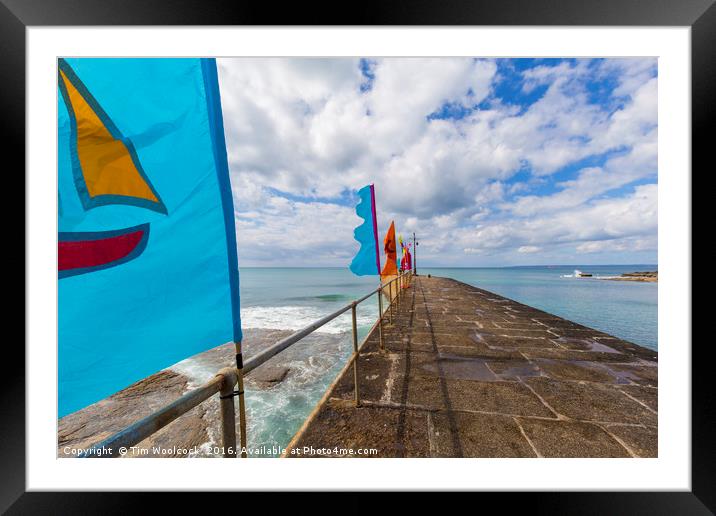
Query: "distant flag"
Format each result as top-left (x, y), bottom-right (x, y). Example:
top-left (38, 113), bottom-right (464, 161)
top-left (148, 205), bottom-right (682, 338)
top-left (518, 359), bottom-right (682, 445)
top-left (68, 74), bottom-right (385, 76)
top-left (398, 234), bottom-right (405, 271)
top-left (399, 235), bottom-right (412, 272)
top-left (58, 58), bottom-right (241, 417)
top-left (381, 221), bottom-right (398, 278)
top-left (349, 184), bottom-right (381, 276)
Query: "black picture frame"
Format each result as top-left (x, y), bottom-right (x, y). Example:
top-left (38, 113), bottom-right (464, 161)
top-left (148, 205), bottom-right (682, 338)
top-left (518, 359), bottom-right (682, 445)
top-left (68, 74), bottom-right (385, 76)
top-left (5, 0), bottom-right (709, 511)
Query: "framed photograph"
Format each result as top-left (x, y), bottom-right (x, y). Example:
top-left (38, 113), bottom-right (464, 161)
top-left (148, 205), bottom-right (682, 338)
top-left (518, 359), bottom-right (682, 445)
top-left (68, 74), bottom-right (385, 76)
top-left (8, 0), bottom-right (710, 510)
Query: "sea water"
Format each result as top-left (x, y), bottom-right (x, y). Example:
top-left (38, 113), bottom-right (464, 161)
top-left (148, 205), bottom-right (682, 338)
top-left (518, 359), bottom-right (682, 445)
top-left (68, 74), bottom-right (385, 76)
top-left (420, 265), bottom-right (657, 350)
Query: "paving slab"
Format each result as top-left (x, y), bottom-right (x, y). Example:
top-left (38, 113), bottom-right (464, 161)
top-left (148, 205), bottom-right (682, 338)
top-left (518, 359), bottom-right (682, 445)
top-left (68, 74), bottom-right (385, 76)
top-left (525, 377), bottom-right (657, 426)
top-left (618, 385), bottom-right (659, 412)
top-left (430, 412), bottom-right (537, 457)
top-left (287, 400), bottom-right (429, 458)
top-left (604, 424), bottom-right (658, 458)
top-left (516, 417), bottom-right (631, 458)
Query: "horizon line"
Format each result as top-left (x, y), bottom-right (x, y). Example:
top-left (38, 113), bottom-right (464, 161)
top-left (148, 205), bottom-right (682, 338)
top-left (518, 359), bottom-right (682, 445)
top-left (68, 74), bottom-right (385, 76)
top-left (237, 263), bottom-right (658, 269)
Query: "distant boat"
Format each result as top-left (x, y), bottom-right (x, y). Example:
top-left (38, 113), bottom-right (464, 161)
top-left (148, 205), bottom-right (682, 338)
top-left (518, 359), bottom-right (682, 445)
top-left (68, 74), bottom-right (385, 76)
top-left (574, 269), bottom-right (592, 277)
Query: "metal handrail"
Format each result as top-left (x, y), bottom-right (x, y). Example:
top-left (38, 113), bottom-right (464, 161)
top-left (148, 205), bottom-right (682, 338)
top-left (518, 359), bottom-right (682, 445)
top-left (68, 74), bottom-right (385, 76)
top-left (243, 287), bottom-right (379, 375)
top-left (78, 270), bottom-right (413, 458)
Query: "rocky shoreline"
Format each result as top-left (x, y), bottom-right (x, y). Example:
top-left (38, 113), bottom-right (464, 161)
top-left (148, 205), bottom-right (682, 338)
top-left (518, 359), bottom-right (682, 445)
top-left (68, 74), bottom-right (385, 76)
top-left (601, 271), bottom-right (658, 283)
top-left (58, 328), bottom-right (297, 458)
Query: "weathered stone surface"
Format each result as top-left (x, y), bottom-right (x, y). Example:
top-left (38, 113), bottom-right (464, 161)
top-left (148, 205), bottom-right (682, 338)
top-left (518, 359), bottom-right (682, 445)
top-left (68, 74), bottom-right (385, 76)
top-left (604, 363), bottom-right (658, 387)
top-left (444, 378), bottom-right (555, 417)
top-left (247, 365), bottom-right (290, 389)
top-left (58, 328), bottom-right (346, 458)
top-left (286, 276), bottom-right (658, 458)
top-left (531, 359), bottom-right (618, 383)
top-left (517, 418), bottom-right (631, 458)
top-left (481, 335), bottom-right (559, 350)
top-left (521, 348), bottom-right (640, 363)
top-left (58, 370), bottom-right (209, 458)
top-left (618, 385), bottom-right (658, 412)
top-left (332, 352), bottom-right (404, 403)
top-left (437, 343), bottom-right (525, 360)
top-left (525, 377), bottom-right (657, 426)
top-left (430, 412), bottom-right (536, 457)
top-left (409, 353), bottom-right (500, 382)
top-left (287, 401), bottom-right (429, 458)
top-left (487, 359), bottom-right (543, 379)
top-left (604, 424), bottom-right (658, 457)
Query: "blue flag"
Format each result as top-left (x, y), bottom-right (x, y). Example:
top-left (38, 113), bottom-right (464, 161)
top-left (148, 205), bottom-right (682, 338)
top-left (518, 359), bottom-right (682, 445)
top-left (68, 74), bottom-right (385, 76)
top-left (58, 58), bottom-right (241, 417)
top-left (349, 184), bottom-right (381, 276)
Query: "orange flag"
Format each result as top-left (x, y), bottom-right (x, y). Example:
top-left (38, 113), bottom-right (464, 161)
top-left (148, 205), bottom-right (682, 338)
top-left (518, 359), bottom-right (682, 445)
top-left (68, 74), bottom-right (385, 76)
top-left (380, 221), bottom-right (398, 277)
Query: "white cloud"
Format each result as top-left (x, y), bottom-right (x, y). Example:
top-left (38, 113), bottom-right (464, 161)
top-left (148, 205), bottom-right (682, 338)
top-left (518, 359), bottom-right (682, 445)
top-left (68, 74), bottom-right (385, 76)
top-left (454, 184), bottom-right (657, 254)
top-left (518, 246), bottom-right (541, 254)
top-left (217, 57), bottom-right (658, 267)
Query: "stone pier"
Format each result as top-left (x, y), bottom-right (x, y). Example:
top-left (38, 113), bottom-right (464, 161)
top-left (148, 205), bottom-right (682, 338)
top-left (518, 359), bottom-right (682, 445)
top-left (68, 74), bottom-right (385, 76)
top-left (285, 276), bottom-right (658, 458)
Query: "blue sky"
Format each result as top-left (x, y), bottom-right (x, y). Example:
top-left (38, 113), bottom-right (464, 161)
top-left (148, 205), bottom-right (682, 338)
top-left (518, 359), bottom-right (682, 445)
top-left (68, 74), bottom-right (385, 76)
top-left (218, 58), bottom-right (657, 267)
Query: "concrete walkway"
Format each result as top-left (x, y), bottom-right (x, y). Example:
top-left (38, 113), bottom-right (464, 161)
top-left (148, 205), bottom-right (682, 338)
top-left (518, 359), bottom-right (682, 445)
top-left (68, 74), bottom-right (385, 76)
top-left (285, 276), bottom-right (657, 458)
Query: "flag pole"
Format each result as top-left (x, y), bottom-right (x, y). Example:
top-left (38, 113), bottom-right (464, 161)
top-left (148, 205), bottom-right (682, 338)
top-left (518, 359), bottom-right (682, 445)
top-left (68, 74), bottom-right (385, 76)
top-left (370, 185), bottom-right (386, 349)
top-left (370, 184), bottom-right (381, 276)
top-left (233, 342), bottom-right (248, 458)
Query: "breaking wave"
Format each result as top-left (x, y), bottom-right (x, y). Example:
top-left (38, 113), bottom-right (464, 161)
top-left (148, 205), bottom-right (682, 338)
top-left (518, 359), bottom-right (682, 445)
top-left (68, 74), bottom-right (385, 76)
top-left (241, 304), bottom-right (378, 334)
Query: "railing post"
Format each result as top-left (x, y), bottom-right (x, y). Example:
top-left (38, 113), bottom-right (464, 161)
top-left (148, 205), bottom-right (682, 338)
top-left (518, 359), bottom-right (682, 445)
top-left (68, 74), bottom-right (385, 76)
top-left (218, 367), bottom-right (238, 458)
top-left (377, 286), bottom-right (385, 351)
top-left (233, 341), bottom-right (248, 458)
top-left (397, 274), bottom-right (401, 310)
top-left (351, 302), bottom-right (361, 407)
top-left (388, 280), bottom-right (393, 323)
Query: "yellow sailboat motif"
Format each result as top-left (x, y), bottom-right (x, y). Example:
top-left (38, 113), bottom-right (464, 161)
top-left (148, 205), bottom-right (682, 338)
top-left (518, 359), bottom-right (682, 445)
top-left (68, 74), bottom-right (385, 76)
top-left (58, 59), bottom-right (166, 213)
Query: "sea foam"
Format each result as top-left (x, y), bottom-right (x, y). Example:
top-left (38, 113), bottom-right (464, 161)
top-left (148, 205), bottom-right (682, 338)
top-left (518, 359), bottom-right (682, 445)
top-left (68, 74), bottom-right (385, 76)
top-left (240, 305), bottom-right (378, 334)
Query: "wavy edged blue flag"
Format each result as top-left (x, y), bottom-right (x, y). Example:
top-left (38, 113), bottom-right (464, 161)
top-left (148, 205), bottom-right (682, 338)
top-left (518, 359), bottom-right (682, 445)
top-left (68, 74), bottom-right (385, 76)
top-left (349, 184), bottom-right (381, 276)
top-left (58, 58), bottom-right (241, 417)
